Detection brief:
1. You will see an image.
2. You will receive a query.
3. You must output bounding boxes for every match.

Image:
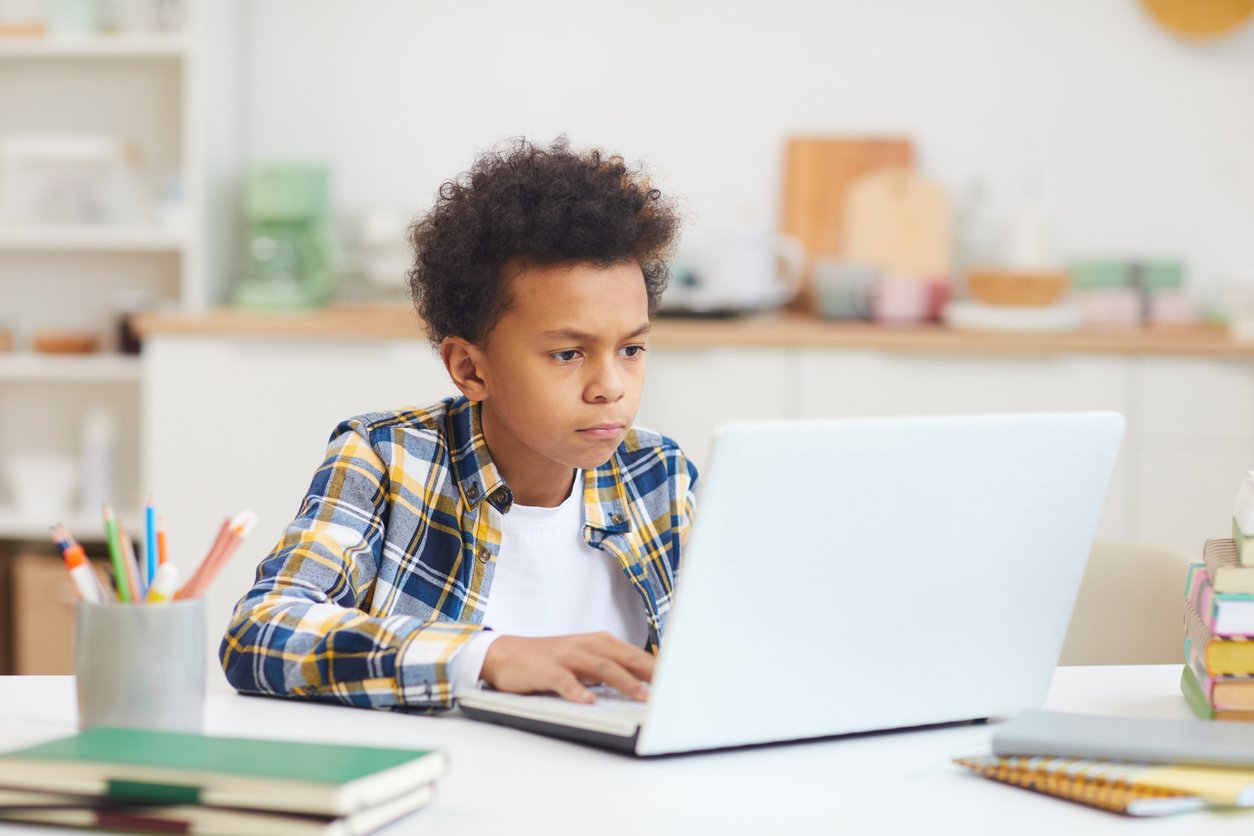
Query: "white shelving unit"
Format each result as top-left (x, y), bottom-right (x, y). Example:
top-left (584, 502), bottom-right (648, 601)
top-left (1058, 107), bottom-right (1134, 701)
top-left (0, 34), bottom-right (187, 59)
top-left (0, 225), bottom-right (184, 252)
top-left (0, 508), bottom-right (143, 542)
top-left (0, 353), bottom-right (141, 383)
top-left (0, 3), bottom-right (206, 544)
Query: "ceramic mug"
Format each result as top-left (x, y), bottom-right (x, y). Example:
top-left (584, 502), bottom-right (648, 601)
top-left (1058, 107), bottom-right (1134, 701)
top-left (670, 231), bottom-right (806, 312)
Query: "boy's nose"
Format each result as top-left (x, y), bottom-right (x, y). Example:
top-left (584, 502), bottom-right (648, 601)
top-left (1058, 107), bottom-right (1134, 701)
top-left (584, 356), bottom-right (625, 403)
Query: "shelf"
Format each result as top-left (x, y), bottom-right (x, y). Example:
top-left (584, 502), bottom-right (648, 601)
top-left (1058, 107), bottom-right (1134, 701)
top-left (0, 508), bottom-right (142, 542)
top-left (0, 34), bottom-right (186, 59)
top-left (0, 225), bottom-right (184, 253)
top-left (0, 353), bottom-right (141, 383)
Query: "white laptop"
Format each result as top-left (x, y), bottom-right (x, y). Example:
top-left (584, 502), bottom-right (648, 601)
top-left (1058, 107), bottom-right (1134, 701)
top-left (457, 411), bottom-right (1125, 756)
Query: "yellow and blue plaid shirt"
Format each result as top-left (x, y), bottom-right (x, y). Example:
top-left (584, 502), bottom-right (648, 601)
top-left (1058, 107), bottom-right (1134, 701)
top-left (220, 396), bottom-right (698, 711)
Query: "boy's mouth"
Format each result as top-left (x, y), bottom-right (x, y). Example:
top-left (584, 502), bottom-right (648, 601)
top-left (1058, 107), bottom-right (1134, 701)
top-left (577, 423), bottom-right (625, 440)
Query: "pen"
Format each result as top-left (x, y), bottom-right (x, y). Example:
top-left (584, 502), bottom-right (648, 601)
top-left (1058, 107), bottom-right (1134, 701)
top-left (103, 505), bottom-right (131, 603)
top-left (50, 525), bottom-right (108, 604)
top-left (145, 562), bottom-right (179, 603)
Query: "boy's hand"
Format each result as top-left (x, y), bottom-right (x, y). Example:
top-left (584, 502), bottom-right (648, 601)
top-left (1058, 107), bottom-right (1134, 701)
top-left (479, 632), bottom-right (654, 704)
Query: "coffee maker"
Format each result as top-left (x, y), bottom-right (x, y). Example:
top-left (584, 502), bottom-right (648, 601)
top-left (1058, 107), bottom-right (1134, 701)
top-left (232, 164), bottom-right (336, 309)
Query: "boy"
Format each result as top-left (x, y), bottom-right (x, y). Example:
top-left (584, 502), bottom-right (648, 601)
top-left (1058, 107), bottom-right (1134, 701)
top-left (220, 138), bottom-right (697, 712)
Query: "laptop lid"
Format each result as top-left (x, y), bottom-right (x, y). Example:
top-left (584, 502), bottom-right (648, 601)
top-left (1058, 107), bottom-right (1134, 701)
top-left (635, 411), bottom-right (1124, 755)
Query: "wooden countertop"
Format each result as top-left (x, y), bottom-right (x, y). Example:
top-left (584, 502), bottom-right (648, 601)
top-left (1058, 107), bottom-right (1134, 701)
top-left (133, 304), bottom-right (1254, 357)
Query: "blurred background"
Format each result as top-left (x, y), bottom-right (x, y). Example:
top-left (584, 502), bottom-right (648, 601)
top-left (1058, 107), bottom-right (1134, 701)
top-left (2, 0), bottom-right (1253, 681)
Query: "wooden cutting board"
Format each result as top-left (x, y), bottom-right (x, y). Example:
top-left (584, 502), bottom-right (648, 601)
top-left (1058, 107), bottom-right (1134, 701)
top-left (779, 137), bottom-right (913, 310)
top-left (841, 167), bottom-right (951, 279)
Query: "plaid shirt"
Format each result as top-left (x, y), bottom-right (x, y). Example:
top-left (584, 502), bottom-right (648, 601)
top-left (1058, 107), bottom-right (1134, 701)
top-left (220, 396), bottom-right (698, 712)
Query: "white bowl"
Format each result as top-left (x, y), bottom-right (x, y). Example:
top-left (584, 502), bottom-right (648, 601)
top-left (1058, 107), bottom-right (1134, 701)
top-left (3, 453), bottom-right (79, 520)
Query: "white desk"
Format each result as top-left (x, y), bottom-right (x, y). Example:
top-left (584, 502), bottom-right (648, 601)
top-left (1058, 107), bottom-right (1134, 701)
top-left (0, 665), bottom-right (1247, 835)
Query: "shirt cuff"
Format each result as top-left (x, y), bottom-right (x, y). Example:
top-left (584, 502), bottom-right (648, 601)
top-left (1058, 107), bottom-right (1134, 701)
top-left (447, 630), bottom-right (502, 697)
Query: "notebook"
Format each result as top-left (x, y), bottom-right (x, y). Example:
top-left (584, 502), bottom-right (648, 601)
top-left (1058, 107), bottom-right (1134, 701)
top-left (954, 755), bottom-right (1254, 816)
top-left (0, 785), bottom-right (433, 835)
top-left (459, 411), bottom-right (1124, 755)
top-left (0, 727), bottom-right (444, 817)
top-left (993, 709), bottom-right (1254, 768)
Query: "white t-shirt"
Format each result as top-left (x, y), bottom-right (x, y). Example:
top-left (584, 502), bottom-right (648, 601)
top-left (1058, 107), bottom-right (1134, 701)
top-left (446, 471), bottom-right (648, 693)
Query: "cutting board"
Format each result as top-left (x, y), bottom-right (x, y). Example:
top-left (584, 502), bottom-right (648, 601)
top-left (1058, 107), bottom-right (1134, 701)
top-left (780, 137), bottom-right (913, 310)
top-left (841, 167), bottom-right (951, 278)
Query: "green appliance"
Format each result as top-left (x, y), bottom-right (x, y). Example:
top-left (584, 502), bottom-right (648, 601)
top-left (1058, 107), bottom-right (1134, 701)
top-left (232, 164), bottom-right (337, 309)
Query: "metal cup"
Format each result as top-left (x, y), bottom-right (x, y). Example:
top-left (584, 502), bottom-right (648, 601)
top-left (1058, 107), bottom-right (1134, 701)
top-left (74, 599), bottom-right (206, 732)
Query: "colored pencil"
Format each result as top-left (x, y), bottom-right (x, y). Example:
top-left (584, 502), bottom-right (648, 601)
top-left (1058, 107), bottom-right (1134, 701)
top-left (145, 497), bottom-right (157, 587)
top-left (120, 523), bottom-right (144, 601)
top-left (102, 505), bottom-right (131, 603)
top-left (157, 517), bottom-right (169, 566)
top-left (176, 510), bottom-right (256, 599)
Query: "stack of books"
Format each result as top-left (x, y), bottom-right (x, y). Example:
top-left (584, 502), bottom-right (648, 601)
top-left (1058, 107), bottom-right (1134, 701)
top-left (1182, 473), bottom-right (1254, 722)
top-left (0, 726), bottom-right (445, 834)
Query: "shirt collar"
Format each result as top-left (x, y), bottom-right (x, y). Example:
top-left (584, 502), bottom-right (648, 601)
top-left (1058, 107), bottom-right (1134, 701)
top-left (447, 397), bottom-right (632, 532)
top-left (447, 398), bottom-right (513, 513)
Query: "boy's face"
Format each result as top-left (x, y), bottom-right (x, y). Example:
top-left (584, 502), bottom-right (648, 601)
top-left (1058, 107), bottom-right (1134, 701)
top-left (450, 260), bottom-right (651, 499)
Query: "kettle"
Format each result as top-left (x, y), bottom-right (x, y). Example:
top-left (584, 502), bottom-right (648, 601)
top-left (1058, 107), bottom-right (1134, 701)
top-left (661, 231), bottom-right (806, 315)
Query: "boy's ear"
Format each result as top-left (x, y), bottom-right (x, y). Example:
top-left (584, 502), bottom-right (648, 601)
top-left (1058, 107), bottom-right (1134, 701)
top-left (441, 336), bottom-right (489, 401)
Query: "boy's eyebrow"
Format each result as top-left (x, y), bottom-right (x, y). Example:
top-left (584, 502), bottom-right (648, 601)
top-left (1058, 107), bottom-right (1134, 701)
top-left (542, 323), bottom-right (652, 341)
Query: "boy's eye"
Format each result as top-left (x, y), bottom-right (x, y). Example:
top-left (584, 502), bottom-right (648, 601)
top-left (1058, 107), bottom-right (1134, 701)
top-left (619, 345), bottom-right (646, 358)
top-left (551, 350), bottom-right (580, 362)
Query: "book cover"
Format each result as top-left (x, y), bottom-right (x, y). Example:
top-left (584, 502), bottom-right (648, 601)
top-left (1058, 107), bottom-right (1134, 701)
top-left (991, 709), bottom-right (1254, 768)
top-left (1201, 539), bottom-right (1254, 594)
top-left (1180, 664), bottom-right (1216, 720)
top-left (1185, 651), bottom-right (1254, 713)
top-left (0, 785), bottom-right (433, 835)
top-left (956, 754), bottom-right (1254, 814)
top-left (0, 728), bottom-right (444, 818)
top-left (1236, 518), bottom-right (1254, 567)
top-left (1188, 564), bottom-right (1254, 636)
top-left (1185, 598), bottom-right (1254, 675)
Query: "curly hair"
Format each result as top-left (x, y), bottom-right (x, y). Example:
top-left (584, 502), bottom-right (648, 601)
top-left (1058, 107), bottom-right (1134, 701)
top-left (407, 137), bottom-right (680, 346)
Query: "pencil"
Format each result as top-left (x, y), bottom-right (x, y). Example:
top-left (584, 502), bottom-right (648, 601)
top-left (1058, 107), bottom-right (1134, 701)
top-left (157, 517), bottom-right (169, 566)
top-left (120, 523), bottom-right (144, 600)
top-left (145, 497), bottom-right (157, 587)
top-left (103, 505), bottom-right (131, 603)
top-left (175, 518), bottom-right (231, 600)
top-left (177, 510), bottom-right (257, 599)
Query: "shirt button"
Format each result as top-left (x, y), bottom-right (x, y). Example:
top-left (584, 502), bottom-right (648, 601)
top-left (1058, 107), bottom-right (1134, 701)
top-left (611, 513), bottom-right (625, 525)
top-left (467, 484), bottom-right (480, 500)
top-left (476, 547), bottom-right (490, 563)
top-left (491, 488), bottom-right (509, 505)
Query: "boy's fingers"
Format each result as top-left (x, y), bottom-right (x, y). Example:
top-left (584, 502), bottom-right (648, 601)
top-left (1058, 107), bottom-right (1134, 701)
top-left (552, 669), bottom-right (595, 704)
top-left (568, 652), bottom-right (649, 702)
top-left (587, 635), bottom-right (655, 682)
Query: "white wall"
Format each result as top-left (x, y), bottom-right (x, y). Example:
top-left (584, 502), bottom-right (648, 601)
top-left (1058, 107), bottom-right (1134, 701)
top-left (238, 0), bottom-right (1254, 293)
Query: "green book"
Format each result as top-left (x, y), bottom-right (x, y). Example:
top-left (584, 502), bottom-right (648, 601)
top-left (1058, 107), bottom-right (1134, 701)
top-left (0, 727), bottom-right (444, 818)
top-left (0, 785), bottom-right (433, 835)
top-left (1181, 664), bottom-right (1216, 721)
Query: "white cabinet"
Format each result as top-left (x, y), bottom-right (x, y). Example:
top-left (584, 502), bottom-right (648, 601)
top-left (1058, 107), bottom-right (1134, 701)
top-left (143, 333), bottom-right (450, 689)
top-left (142, 332), bottom-right (1254, 686)
top-left (637, 347), bottom-right (793, 465)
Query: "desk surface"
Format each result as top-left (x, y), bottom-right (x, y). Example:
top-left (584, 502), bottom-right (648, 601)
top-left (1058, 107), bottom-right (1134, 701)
top-left (0, 666), bottom-right (1246, 835)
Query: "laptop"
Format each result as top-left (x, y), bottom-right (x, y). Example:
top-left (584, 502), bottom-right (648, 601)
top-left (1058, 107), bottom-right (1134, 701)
top-left (457, 411), bottom-right (1125, 756)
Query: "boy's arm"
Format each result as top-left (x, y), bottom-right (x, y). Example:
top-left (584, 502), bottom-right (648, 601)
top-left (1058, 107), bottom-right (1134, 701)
top-left (218, 422), bottom-right (482, 711)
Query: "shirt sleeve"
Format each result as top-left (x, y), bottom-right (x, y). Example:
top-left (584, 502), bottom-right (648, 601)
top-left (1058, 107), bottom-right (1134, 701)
top-left (443, 630), bottom-right (503, 696)
top-left (218, 421), bottom-right (482, 712)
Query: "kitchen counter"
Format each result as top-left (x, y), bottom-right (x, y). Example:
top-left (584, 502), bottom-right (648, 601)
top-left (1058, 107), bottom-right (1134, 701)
top-left (135, 304), bottom-right (1252, 357)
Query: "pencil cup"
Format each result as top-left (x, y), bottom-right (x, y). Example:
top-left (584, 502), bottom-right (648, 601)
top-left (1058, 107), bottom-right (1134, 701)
top-left (74, 599), bottom-right (206, 733)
